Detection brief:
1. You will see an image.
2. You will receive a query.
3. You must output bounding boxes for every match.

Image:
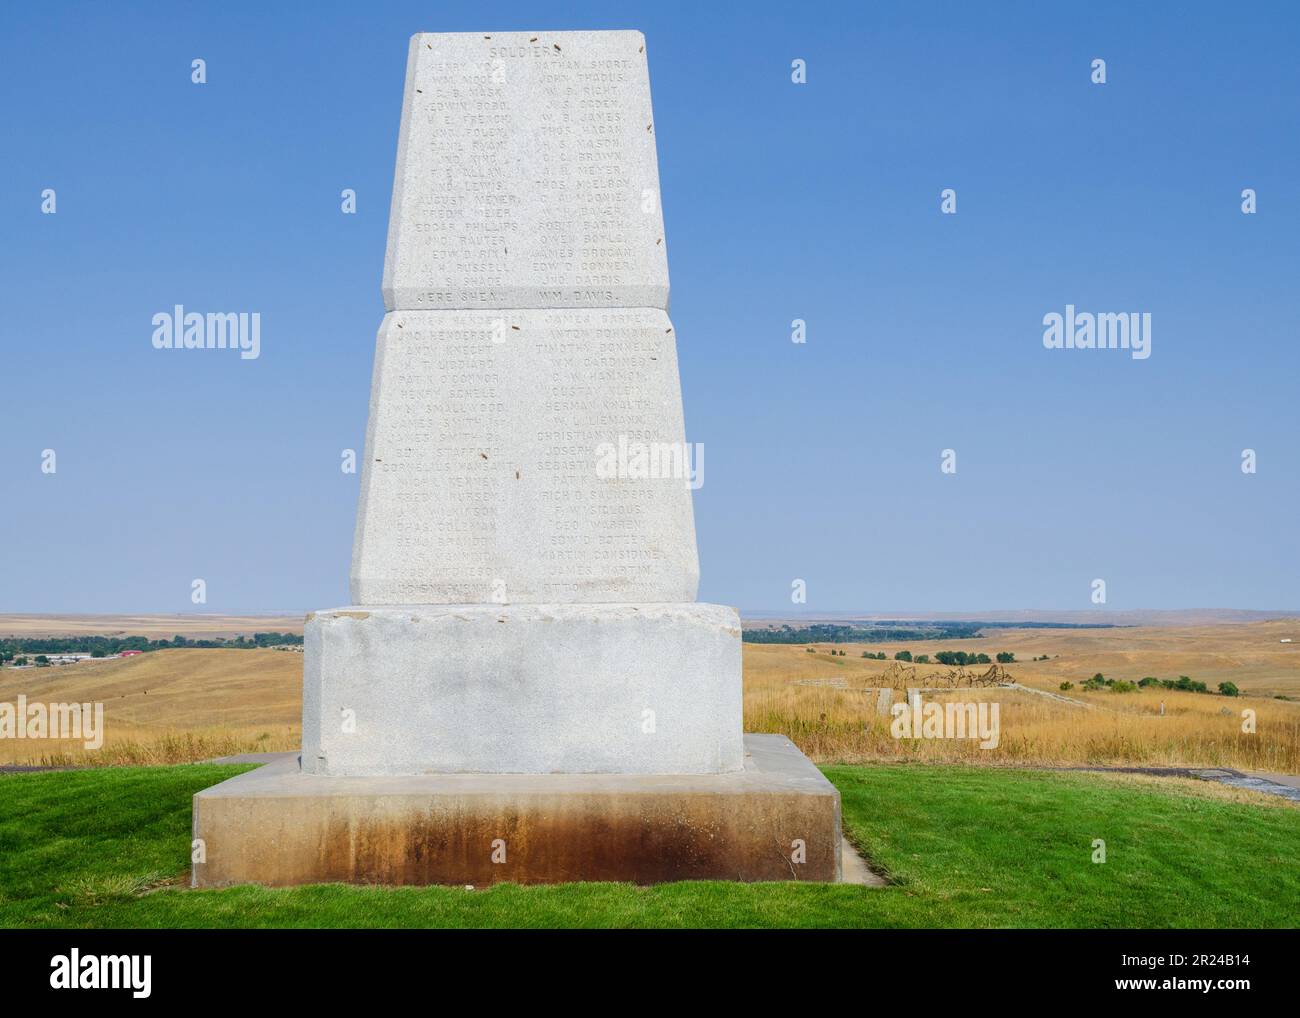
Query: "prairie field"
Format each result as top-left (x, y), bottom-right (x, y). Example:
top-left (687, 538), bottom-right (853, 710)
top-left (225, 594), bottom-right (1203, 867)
top-left (745, 619), bottom-right (1300, 772)
top-left (0, 648), bottom-right (301, 766)
top-left (1, 617), bottom-right (1298, 773)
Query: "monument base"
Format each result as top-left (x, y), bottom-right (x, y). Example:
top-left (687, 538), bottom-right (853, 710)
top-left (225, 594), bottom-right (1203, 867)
top-left (303, 603), bottom-right (743, 776)
top-left (192, 734), bottom-right (842, 887)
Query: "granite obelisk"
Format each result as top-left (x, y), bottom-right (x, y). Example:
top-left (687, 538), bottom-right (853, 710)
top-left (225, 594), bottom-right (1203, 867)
top-left (304, 29), bottom-right (741, 777)
top-left (192, 31), bottom-right (841, 886)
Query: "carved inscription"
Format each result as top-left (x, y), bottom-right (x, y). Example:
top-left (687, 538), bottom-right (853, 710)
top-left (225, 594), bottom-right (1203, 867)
top-left (384, 31), bottom-right (668, 310)
top-left (352, 309), bottom-right (698, 603)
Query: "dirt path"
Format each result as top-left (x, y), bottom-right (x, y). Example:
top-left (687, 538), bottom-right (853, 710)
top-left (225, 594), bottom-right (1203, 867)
top-left (1059, 765), bottom-right (1300, 802)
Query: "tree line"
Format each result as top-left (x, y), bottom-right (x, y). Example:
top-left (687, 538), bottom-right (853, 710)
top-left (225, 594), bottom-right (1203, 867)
top-left (0, 632), bottom-right (303, 663)
top-left (744, 623), bottom-right (986, 644)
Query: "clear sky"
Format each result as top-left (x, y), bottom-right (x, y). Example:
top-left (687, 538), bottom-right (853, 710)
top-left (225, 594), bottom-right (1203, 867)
top-left (2, 1), bottom-right (1297, 614)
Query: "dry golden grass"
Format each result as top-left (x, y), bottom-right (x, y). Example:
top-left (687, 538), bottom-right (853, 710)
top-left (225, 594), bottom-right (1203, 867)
top-left (3, 620), bottom-right (1299, 774)
top-left (744, 624), bottom-right (1300, 772)
top-left (17, 728), bottom-right (301, 768)
top-left (746, 682), bottom-right (1300, 772)
top-left (0, 648), bottom-right (302, 766)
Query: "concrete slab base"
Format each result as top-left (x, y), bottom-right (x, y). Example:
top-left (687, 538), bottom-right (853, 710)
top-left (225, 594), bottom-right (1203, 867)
top-left (192, 734), bottom-right (841, 887)
top-left (840, 837), bottom-right (887, 886)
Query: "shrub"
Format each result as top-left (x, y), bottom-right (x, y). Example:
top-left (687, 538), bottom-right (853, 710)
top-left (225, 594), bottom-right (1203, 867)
top-left (895, 651), bottom-right (912, 662)
top-left (934, 650), bottom-right (991, 667)
top-left (1059, 681), bottom-right (1074, 691)
top-left (1218, 681), bottom-right (1239, 697)
top-left (1110, 681), bottom-right (1137, 693)
top-left (996, 652), bottom-right (1015, 663)
top-left (1138, 677), bottom-right (1161, 688)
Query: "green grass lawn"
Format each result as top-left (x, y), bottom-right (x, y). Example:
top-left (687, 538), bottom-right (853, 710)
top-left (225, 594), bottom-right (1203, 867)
top-left (1, 762), bottom-right (1296, 928)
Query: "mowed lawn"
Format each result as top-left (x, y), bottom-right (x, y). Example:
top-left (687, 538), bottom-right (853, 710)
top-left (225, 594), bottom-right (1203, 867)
top-left (1, 763), bottom-right (1296, 928)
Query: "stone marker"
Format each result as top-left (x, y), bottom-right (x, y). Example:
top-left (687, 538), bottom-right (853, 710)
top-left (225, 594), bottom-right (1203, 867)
top-left (193, 30), bottom-right (841, 886)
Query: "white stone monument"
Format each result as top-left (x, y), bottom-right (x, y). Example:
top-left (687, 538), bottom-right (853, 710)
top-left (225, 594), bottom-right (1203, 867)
top-left (193, 31), bottom-right (840, 885)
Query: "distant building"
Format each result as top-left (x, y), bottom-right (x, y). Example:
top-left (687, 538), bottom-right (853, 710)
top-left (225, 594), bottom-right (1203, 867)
top-left (118, 650), bottom-right (144, 657)
top-left (1282, 639), bottom-right (1294, 644)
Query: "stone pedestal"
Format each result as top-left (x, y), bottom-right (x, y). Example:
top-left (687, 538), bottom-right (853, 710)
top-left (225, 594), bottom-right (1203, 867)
top-left (302, 603), bottom-right (743, 775)
top-left (193, 735), bottom-right (841, 886)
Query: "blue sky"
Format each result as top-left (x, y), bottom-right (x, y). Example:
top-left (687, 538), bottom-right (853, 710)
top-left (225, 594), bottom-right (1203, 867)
top-left (2, 1), bottom-right (1298, 614)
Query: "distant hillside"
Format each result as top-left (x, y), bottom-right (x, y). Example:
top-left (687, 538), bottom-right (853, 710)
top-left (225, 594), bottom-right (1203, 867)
top-left (742, 609), bottom-right (1300, 628)
top-left (0, 614), bottom-right (305, 639)
top-left (0, 647), bottom-right (302, 766)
